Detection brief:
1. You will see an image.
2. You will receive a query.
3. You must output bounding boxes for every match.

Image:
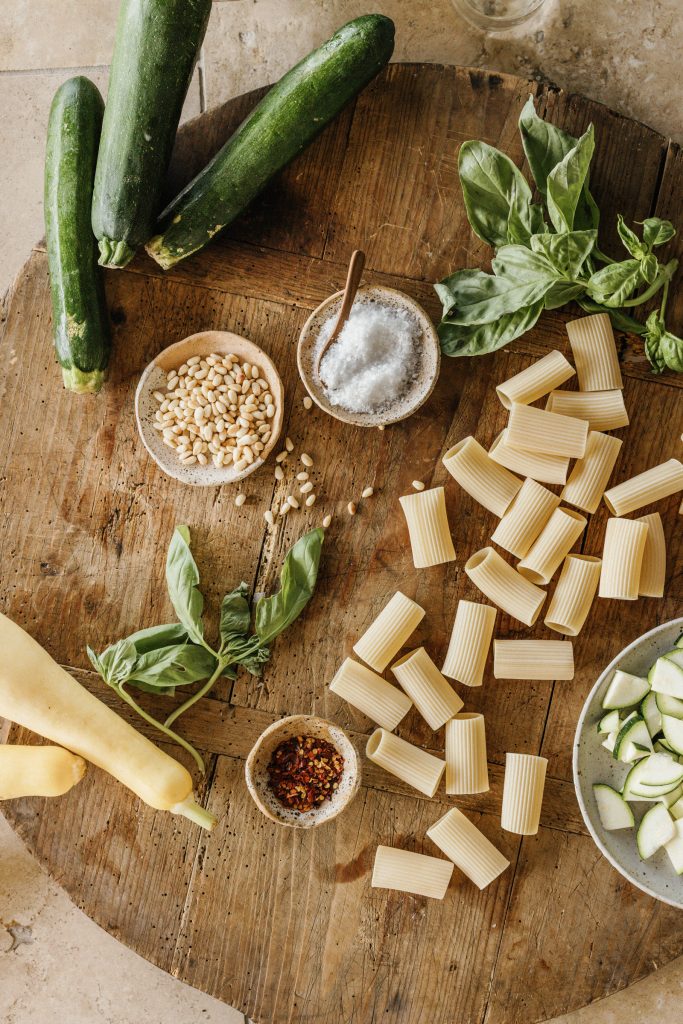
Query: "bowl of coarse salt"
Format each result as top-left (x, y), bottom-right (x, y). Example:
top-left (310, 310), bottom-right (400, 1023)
top-left (297, 285), bottom-right (440, 427)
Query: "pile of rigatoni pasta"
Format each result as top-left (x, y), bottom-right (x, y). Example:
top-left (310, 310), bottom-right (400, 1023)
top-left (329, 313), bottom-right (683, 901)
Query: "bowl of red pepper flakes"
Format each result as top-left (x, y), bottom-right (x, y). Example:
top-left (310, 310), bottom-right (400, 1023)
top-left (245, 715), bottom-right (361, 828)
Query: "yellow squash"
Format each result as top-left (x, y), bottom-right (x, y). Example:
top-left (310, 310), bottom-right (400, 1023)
top-left (0, 745), bottom-right (86, 799)
top-left (0, 613), bottom-right (215, 828)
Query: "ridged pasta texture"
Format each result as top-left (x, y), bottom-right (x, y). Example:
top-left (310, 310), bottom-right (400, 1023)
top-left (517, 506), bottom-right (586, 585)
top-left (561, 431), bottom-right (623, 514)
top-left (465, 547), bottom-right (546, 627)
top-left (353, 591), bottom-right (425, 672)
top-left (496, 349), bottom-right (574, 408)
top-left (371, 845), bottom-right (454, 899)
top-left (545, 389), bottom-right (629, 431)
top-left (366, 728), bottom-right (445, 798)
top-left (491, 478), bottom-right (560, 559)
top-left (637, 512), bottom-right (666, 598)
top-left (493, 640), bottom-right (574, 680)
top-left (566, 313), bottom-right (623, 391)
top-left (604, 459), bottom-right (683, 517)
top-left (399, 487), bottom-right (456, 568)
top-left (427, 807), bottom-right (509, 890)
top-left (442, 600), bottom-right (496, 687)
top-left (329, 657), bottom-right (412, 731)
top-left (445, 714), bottom-right (489, 795)
top-left (599, 517), bottom-right (649, 600)
top-left (501, 753), bottom-right (548, 835)
top-left (391, 647), bottom-right (463, 730)
top-left (507, 403), bottom-right (589, 459)
top-left (442, 436), bottom-right (522, 517)
top-left (544, 554), bottom-right (601, 636)
top-left (489, 430), bottom-right (569, 486)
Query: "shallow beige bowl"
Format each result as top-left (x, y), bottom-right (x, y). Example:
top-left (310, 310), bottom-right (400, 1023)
top-left (135, 330), bottom-right (284, 486)
top-left (245, 715), bottom-right (361, 828)
top-left (297, 285), bottom-right (440, 428)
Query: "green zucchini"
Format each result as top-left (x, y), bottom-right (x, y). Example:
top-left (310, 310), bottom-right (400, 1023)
top-left (146, 14), bottom-right (395, 270)
top-left (92, 0), bottom-right (212, 268)
top-left (44, 76), bottom-right (110, 394)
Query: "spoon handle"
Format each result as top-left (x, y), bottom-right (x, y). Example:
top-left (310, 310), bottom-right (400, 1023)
top-left (332, 249), bottom-right (365, 339)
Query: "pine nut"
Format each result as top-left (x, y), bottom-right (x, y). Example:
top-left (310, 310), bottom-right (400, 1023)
top-left (197, 453), bottom-right (208, 466)
top-left (361, 486), bottom-right (374, 498)
top-left (235, 493), bottom-right (247, 507)
top-left (264, 510), bottom-right (275, 526)
top-left (234, 458), bottom-right (248, 472)
top-left (322, 514), bottom-right (332, 528)
top-left (412, 480), bottom-right (425, 491)
top-left (187, 356), bottom-right (201, 366)
top-left (276, 451), bottom-right (288, 463)
top-left (279, 502), bottom-right (290, 516)
top-left (285, 436), bottom-right (294, 452)
top-left (347, 502), bottom-right (357, 515)
top-left (303, 396), bottom-right (313, 410)
top-left (285, 495), bottom-right (299, 509)
top-left (301, 453), bottom-right (313, 467)
top-left (300, 482), bottom-right (313, 494)
top-left (266, 404), bottom-right (275, 418)
top-left (296, 471), bottom-right (309, 482)
top-left (274, 465), bottom-right (284, 481)
top-left (153, 390), bottom-right (165, 403)
top-left (305, 494), bottom-right (316, 507)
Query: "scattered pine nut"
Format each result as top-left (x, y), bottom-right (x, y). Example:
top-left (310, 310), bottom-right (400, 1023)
top-left (296, 471), bottom-right (309, 482)
top-left (361, 486), bottom-right (374, 498)
top-left (279, 502), bottom-right (290, 516)
top-left (300, 481), bottom-right (314, 494)
top-left (285, 436), bottom-right (294, 452)
top-left (322, 514), bottom-right (332, 528)
top-left (412, 480), bottom-right (425, 491)
top-left (235, 493), bottom-right (247, 507)
top-left (264, 510), bottom-right (275, 526)
top-left (378, 425), bottom-right (385, 431)
top-left (274, 465), bottom-right (284, 481)
top-left (305, 494), bottom-right (316, 507)
top-left (347, 501), bottom-right (357, 516)
top-left (303, 396), bottom-right (313, 410)
top-left (287, 496), bottom-right (300, 509)
top-left (301, 453), bottom-right (313, 467)
top-left (275, 450), bottom-right (288, 463)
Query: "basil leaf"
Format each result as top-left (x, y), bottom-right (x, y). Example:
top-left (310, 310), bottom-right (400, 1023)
top-left (577, 297), bottom-right (647, 335)
top-left (659, 331), bottom-right (683, 372)
top-left (617, 215), bottom-right (647, 260)
top-left (587, 259), bottom-right (643, 307)
top-left (542, 281), bottom-right (585, 310)
top-left (165, 525), bottom-right (205, 647)
top-left (643, 311), bottom-right (667, 373)
top-left (459, 140), bottom-right (533, 248)
top-left (126, 622), bottom-right (189, 654)
top-left (89, 637), bottom-right (137, 686)
top-left (506, 191), bottom-right (545, 246)
top-left (640, 253), bottom-right (659, 284)
top-left (639, 217), bottom-right (676, 248)
top-left (546, 126), bottom-right (595, 232)
top-left (255, 528), bottom-right (324, 646)
top-left (491, 244), bottom-right (559, 282)
top-left (438, 300), bottom-right (544, 357)
top-left (129, 643), bottom-right (217, 687)
top-left (220, 583), bottom-right (252, 650)
top-left (530, 229), bottom-right (596, 278)
top-left (518, 96), bottom-right (599, 230)
top-left (435, 268), bottom-right (491, 318)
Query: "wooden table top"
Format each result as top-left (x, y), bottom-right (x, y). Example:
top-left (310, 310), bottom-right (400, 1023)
top-left (1, 64), bottom-right (682, 1024)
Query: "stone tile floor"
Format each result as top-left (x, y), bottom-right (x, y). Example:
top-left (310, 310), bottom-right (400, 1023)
top-left (1, 2), bottom-right (682, 1021)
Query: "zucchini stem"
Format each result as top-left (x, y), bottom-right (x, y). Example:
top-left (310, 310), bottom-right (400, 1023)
top-left (171, 795), bottom-right (217, 830)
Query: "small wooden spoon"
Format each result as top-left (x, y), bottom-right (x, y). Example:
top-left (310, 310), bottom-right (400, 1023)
top-left (316, 249), bottom-right (365, 380)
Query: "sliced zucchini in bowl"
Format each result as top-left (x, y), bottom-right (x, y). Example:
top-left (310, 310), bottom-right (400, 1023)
top-left (640, 691), bottom-right (662, 738)
top-left (655, 692), bottom-right (683, 720)
top-left (593, 784), bottom-right (634, 830)
top-left (602, 670), bottom-right (650, 710)
top-left (598, 709), bottom-right (620, 734)
top-left (664, 819), bottom-right (683, 873)
top-left (662, 715), bottom-right (683, 755)
top-left (649, 657), bottom-right (683, 699)
top-left (637, 804), bottom-right (676, 860)
top-left (613, 714), bottom-right (652, 763)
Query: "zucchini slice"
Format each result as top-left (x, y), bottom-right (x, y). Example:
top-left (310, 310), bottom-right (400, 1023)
top-left (640, 691), bottom-right (662, 739)
top-left (602, 670), bottom-right (649, 710)
top-left (664, 819), bottom-right (683, 874)
top-left (649, 657), bottom-right (683, 699)
top-left (623, 754), bottom-right (683, 800)
top-left (655, 692), bottom-right (683, 720)
top-left (670, 796), bottom-right (683, 820)
top-left (598, 709), bottom-right (620, 734)
top-left (658, 783), bottom-right (683, 809)
top-left (637, 804), bottom-right (675, 860)
top-left (613, 715), bottom-right (652, 763)
top-left (662, 714), bottom-right (683, 755)
top-left (593, 784), bottom-right (634, 830)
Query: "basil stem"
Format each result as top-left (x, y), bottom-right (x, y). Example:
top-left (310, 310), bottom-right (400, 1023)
top-left (163, 657), bottom-right (226, 729)
top-left (115, 681), bottom-right (206, 773)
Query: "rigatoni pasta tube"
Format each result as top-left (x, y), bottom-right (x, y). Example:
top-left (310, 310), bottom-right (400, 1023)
top-left (442, 600), bottom-right (496, 687)
top-left (366, 728), bottom-right (445, 797)
top-left (489, 430), bottom-right (569, 486)
top-left (329, 658), bottom-right (412, 731)
top-left (399, 487), bottom-right (456, 568)
top-left (427, 807), bottom-right (509, 890)
top-left (493, 640), bottom-right (574, 680)
top-left (545, 554), bottom-right (601, 636)
top-left (545, 389), bottom-right (629, 431)
top-left (353, 591), bottom-right (425, 672)
top-left (566, 313), bottom-right (623, 391)
top-left (442, 436), bottom-right (522, 517)
top-left (445, 713), bottom-right (489, 795)
top-left (561, 431), bottom-right (623, 514)
top-left (599, 517), bottom-right (649, 600)
top-left (517, 507), bottom-right (586, 585)
top-left (371, 845), bottom-right (454, 900)
top-left (501, 753), bottom-right (548, 835)
top-left (465, 547), bottom-right (546, 627)
top-left (491, 478), bottom-right (560, 559)
top-left (495, 350), bottom-right (574, 409)
top-left (507, 402), bottom-right (589, 459)
top-left (391, 647), bottom-right (463, 730)
top-left (604, 459), bottom-right (683, 516)
top-left (637, 512), bottom-right (666, 598)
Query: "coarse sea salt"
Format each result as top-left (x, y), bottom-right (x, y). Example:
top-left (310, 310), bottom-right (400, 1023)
top-left (317, 303), bottom-right (420, 414)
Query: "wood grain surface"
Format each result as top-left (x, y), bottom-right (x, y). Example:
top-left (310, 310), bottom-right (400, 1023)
top-left (1, 64), bottom-right (682, 1024)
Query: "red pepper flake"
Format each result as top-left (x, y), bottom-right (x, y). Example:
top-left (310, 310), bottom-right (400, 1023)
top-left (267, 734), bottom-right (344, 813)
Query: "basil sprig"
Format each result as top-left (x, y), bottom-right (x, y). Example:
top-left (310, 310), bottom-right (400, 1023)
top-left (88, 526), bottom-right (324, 771)
top-left (437, 96), bottom-right (682, 373)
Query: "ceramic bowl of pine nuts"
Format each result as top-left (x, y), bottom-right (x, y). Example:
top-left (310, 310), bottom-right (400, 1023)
top-left (135, 330), bottom-right (284, 486)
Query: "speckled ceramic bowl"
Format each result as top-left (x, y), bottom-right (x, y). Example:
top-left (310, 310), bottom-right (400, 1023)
top-left (245, 715), bottom-right (361, 828)
top-left (135, 330), bottom-right (284, 486)
top-left (574, 617), bottom-right (683, 907)
top-left (297, 285), bottom-right (440, 428)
